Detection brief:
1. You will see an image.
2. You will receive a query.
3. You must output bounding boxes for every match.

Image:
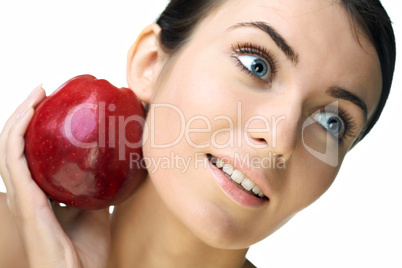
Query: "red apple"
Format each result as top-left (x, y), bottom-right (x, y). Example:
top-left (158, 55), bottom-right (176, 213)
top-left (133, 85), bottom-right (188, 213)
top-left (24, 75), bottom-right (146, 209)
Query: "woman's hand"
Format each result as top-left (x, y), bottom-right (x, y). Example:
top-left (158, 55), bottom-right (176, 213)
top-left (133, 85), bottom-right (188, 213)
top-left (0, 85), bottom-right (111, 268)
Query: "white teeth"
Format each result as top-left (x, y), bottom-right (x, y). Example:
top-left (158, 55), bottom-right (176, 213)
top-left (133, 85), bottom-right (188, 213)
top-left (216, 158), bottom-right (224, 168)
top-left (222, 164), bottom-right (234, 176)
top-left (241, 178), bottom-right (255, 191)
top-left (252, 185), bottom-right (261, 195)
top-left (211, 155), bottom-right (266, 198)
top-left (231, 169), bottom-right (246, 184)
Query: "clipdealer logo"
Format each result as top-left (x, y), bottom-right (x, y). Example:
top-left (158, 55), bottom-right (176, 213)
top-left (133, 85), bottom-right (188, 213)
top-left (63, 101), bottom-right (341, 168)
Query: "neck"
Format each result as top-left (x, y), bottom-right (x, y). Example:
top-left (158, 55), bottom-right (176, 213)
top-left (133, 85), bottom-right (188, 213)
top-left (108, 176), bottom-right (249, 268)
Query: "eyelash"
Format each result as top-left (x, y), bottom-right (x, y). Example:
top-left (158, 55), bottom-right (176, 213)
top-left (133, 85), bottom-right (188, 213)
top-left (231, 42), bottom-right (279, 82)
top-left (319, 105), bottom-right (358, 145)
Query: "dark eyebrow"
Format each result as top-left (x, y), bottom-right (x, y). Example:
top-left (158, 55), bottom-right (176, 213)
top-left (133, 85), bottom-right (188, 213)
top-left (228, 21), bottom-right (299, 64)
top-left (327, 86), bottom-right (368, 123)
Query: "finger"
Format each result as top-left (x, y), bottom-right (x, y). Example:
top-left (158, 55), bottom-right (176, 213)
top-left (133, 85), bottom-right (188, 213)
top-left (5, 108), bottom-right (51, 218)
top-left (0, 84), bottom-right (44, 138)
top-left (0, 84), bottom-right (45, 171)
top-left (4, 116), bottom-right (71, 265)
top-left (0, 86), bottom-right (46, 193)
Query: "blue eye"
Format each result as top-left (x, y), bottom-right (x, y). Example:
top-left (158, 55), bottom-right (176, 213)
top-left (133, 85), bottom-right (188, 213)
top-left (237, 55), bottom-right (270, 81)
top-left (315, 112), bottom-right (345, 136)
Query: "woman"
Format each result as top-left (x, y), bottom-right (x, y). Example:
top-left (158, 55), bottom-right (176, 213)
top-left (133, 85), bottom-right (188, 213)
top-left (0, 0), bottom-right (396, 267)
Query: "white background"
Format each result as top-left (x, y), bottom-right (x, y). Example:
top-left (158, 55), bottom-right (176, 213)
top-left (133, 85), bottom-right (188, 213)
top-left (0, 1), bottom-right (400, 267)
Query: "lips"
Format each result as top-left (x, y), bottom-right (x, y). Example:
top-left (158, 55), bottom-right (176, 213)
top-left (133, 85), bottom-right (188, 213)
top-left (207, 153), bottom-right (268, 200)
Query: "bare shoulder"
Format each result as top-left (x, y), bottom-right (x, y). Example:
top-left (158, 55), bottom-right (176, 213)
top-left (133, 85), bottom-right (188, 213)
top-left (244, 259), bottom-right (257, 268)
top-left (0, 192), bottom-right (29, 267)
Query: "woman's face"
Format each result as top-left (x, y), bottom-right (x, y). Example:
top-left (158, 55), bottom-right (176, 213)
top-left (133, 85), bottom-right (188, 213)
top-left (140, 0), bottom-right (381, 248)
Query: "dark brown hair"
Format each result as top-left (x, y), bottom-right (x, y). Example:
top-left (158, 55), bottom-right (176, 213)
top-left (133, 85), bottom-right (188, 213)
top-left (341, 0), bottom-right (396, 140)
top-left (156, 0), bottom-right (224, 54)
top-left (156, 0), bottom-right (396, 140)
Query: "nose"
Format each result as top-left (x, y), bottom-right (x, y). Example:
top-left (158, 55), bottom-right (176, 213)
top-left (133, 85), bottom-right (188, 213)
top-left (245, 97), bottom-right (302, 161)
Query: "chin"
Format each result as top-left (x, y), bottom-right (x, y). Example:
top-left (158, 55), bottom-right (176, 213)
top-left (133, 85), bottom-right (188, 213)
top-left (195, 223), bottom-right (270, 250)
top-left (173, 199), bottom-right (271, 249)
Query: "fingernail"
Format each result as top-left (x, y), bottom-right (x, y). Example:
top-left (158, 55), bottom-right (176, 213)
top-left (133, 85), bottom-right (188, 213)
top-left (27, 84), bottom-right (43, 99)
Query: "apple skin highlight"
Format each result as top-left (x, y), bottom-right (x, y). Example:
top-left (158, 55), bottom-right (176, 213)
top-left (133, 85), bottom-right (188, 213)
top-left (24, 75), bottom-right (146, 209)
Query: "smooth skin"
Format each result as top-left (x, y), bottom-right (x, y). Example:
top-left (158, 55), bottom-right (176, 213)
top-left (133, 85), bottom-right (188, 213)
top-left (0, 0), bottom-right (381, 267)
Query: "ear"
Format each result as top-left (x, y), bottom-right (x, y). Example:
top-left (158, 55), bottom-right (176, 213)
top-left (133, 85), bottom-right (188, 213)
top-left (126, 24), bottom-right (164, 104)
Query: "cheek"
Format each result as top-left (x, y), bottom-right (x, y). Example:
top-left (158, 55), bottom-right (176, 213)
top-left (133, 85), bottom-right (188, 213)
top-left (283, 148), bottom-right (340, 212)
top-left (145, 103), bottom-right (189, 148)
top-left (146, 58), bottom-right (242, 150)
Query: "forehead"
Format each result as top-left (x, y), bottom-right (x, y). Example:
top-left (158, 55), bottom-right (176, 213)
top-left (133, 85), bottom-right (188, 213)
top-left (192, 0), bottom-right (382, 118)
